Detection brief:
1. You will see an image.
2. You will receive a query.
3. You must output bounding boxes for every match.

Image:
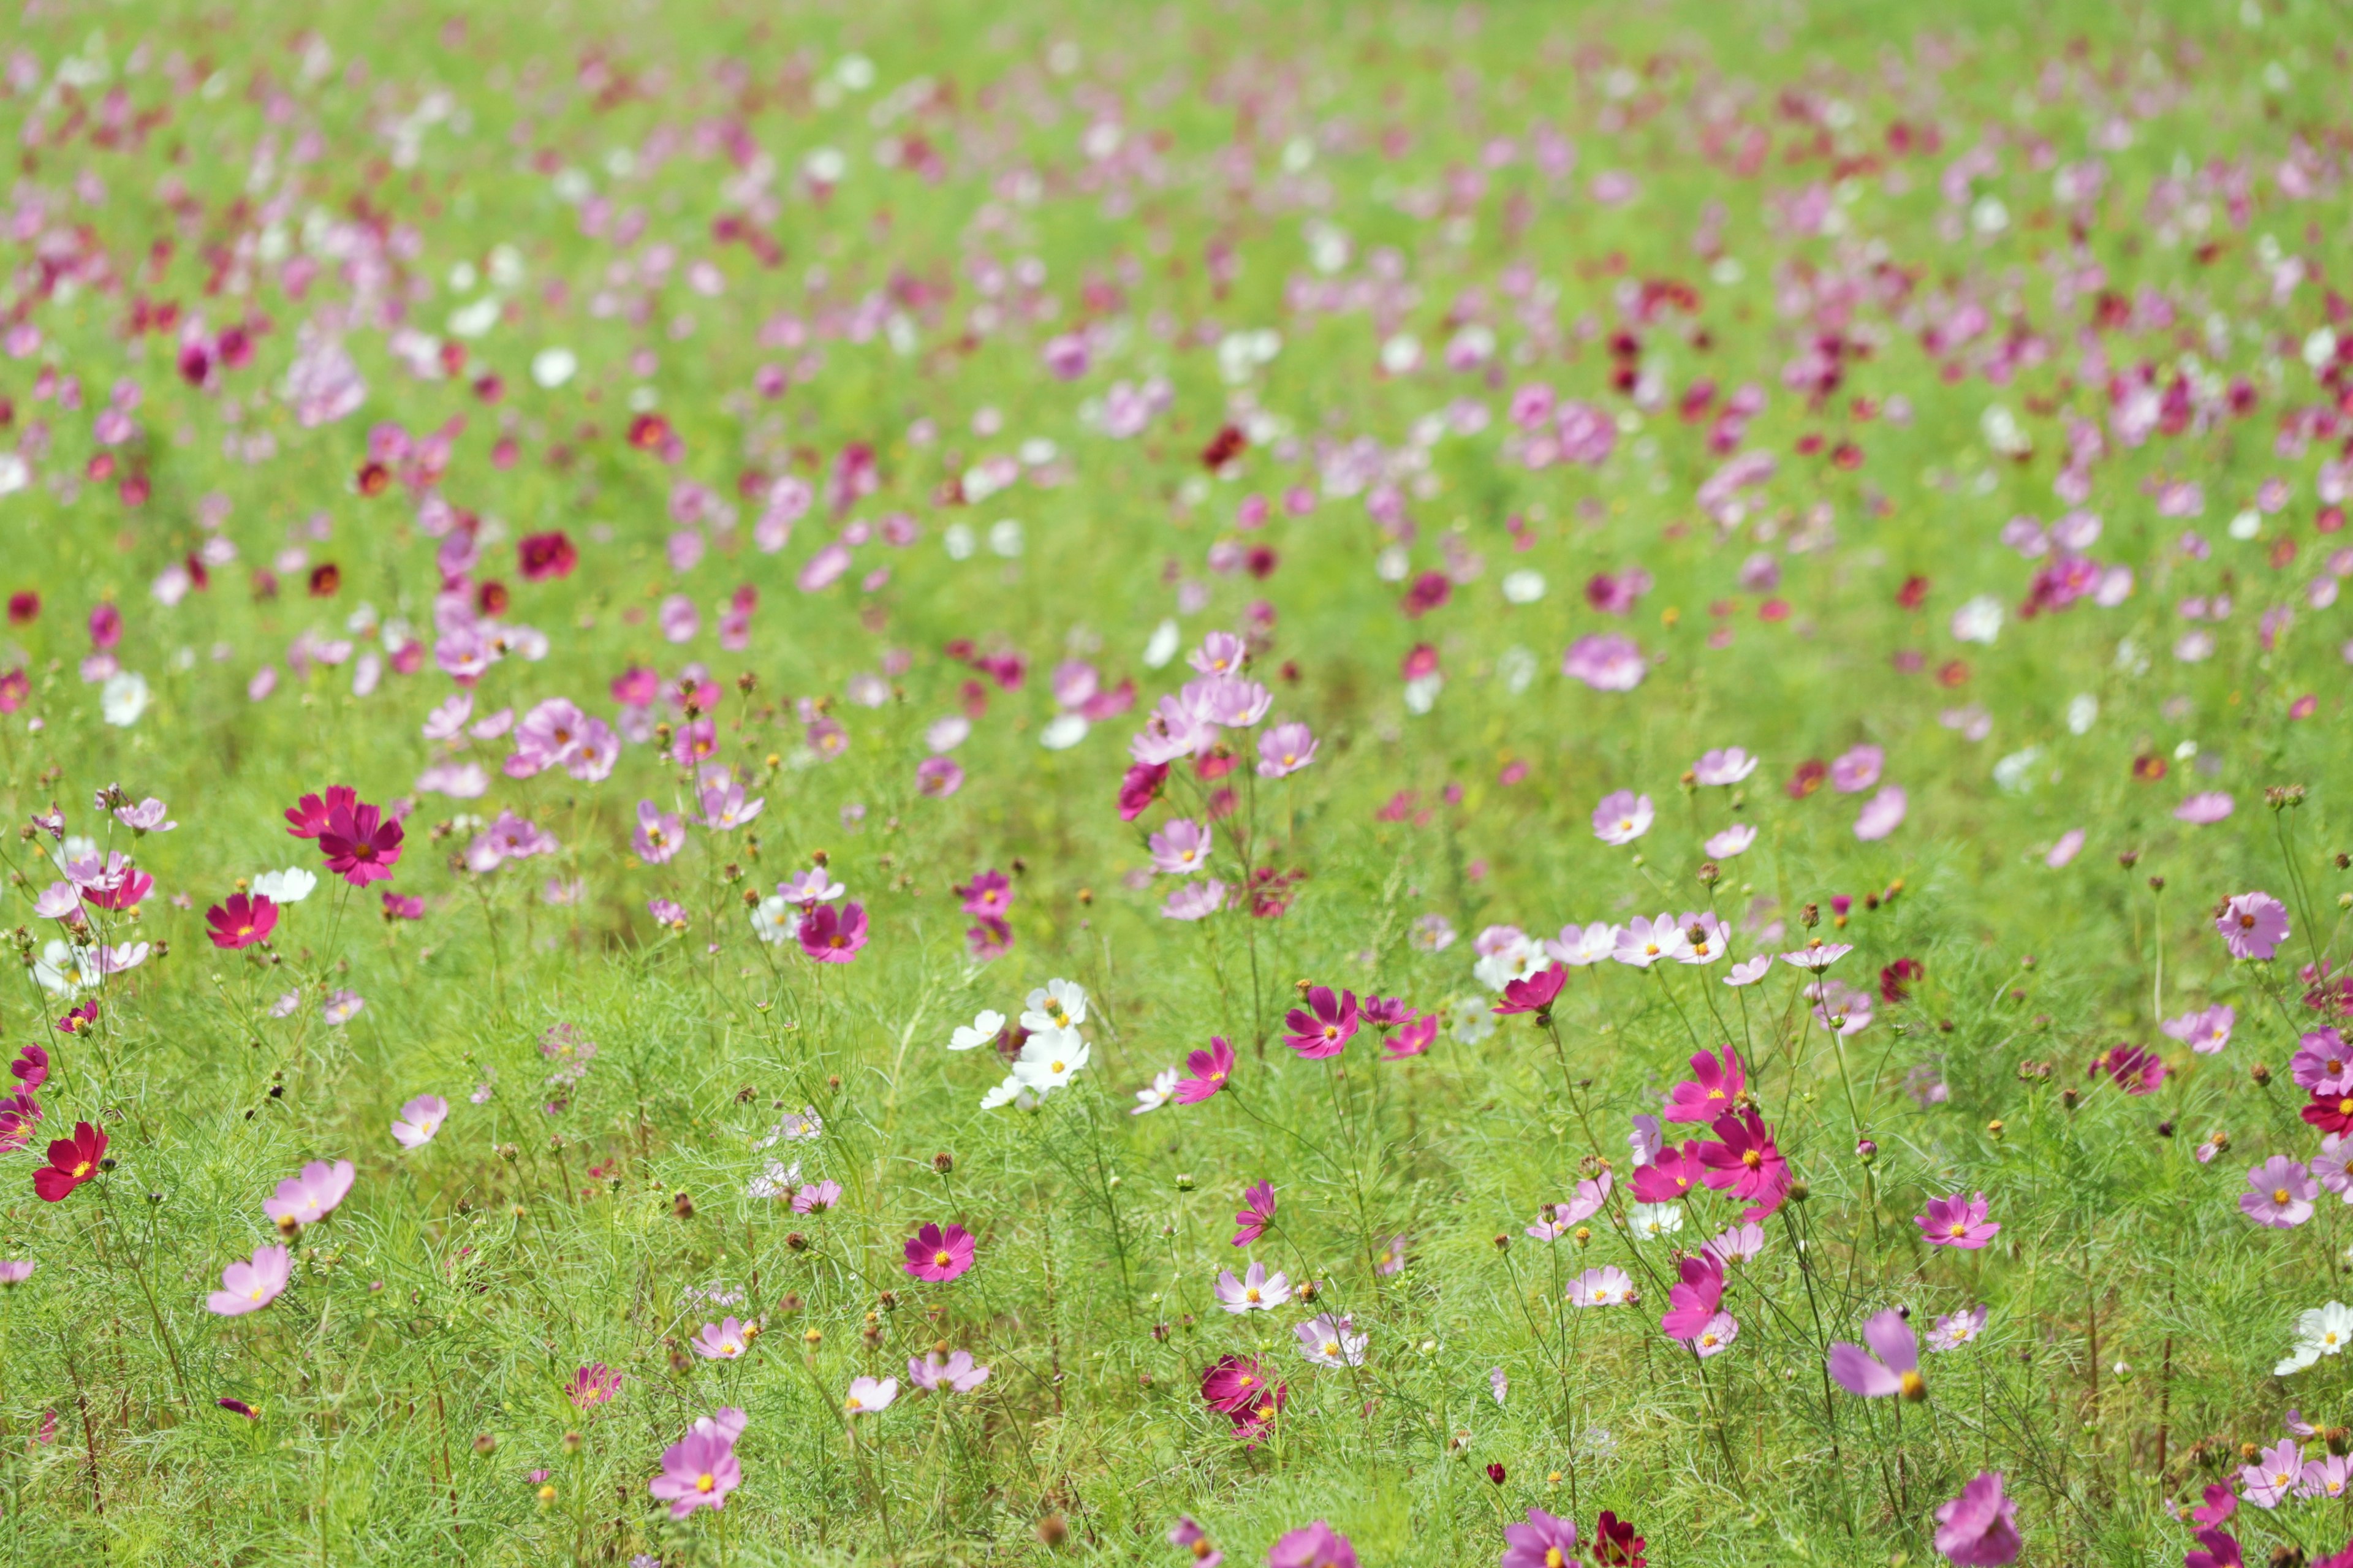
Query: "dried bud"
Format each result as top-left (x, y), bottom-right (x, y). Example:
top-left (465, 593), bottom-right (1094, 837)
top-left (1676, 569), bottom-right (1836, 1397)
top-left (1036, 1515), bottom-right (1069, 1549)
top-left (1800, 902), bottom-right (1820, 930)
top-left (2253, 1063), bottom-right (2273, 1087)
top-left (672, 1191), bottom-right (695, 1220)
top-left (933, 1151), bottom-right (954, 1173)
top-left (786, 1232), bottom-right (808, 1251)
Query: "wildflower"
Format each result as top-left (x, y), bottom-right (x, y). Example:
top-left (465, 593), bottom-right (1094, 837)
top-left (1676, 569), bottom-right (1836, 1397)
top-left (2243, 1439), bottom-right (2303, 1509)
top-left (632, 801), bottom-right (684, 863)
top-left (1917, 1191), bottom-right (1999, 1248)
top-left (1232, 1181), bottom-right (1276, 1246)
top-left (1591, 790), bottom-right (1654, 845)
top-left (1500, 1506), bottom-right (1580, 1568)
top-left (391, 1094), bottom-right (450, 1149)
top-left (1384, 1013), bottom-right (1441, 1058)
top-left (252, 868), bottom-right (319, 904)
top-left (1023, 979), bottom-right (1089, 1032)
top-left (1133, 1068), bottom-right (1180, 1114)
top-left (2302, 1453), bottom-right (2353, 1499)
top-left (1705, 823), bottom-right (1757, 857)
top-left (1830, 745), bottom-right (1883, 793)
top-left (1692, 1312), bottom-right (1739, 1358)
top-left (286, 787), bottom-right (359, 838)
top-left (12, 1045), bottom-right (48, 1089)
top-left (1547, 922), bottom-right (1618, 966)
top-left (1664, 1044), bottom-right (1746, 1123)
top-left (903, 1222), bottom-right (975, 1282)
top-left (1630, 1143), bottom-right (1702, 1203)
top-left (1255, 723), bottom-right (1317, 778)
top-left (1148, 820), bottom-right (1214, 874)
top-left (1488, 1367), bottom-right (1507, 1406)
top-left (1828, 1309), bottom-right (1926, 1399)
top-left (2313, 1134), bottom-right (2353, 1198)
top-left (2275, 1303), bottom-right (2353, 1374)
top-left (843, 1376), bottom-right (898, 1415)
top-left (691, 1318), bottom-right (752, 1360)
top-left (1780, 941), bottom-right (1854, 971)
top-left (567, 1365), bottom-right (623, 1410)
top-left (1562, 633), bottom-right (1646, 692)
top-left (1697, 1109), bottom-right (1790, 1220)
top-left (1176, 1037), bottom-right (1237, 1102)
top-left (2088, 1043), bottom-right (2164, 1096)
top-left (262, 1159), bottom-right (356, 1229)
top-left (1267, 1521), bottom-right (1354, 1568)
top-left (955, 869), bottom-right (1012, 915)
top-left (1568, 1266), bottom-right (1635, 1306)
top-left (1164, 879), bottom-right (1229, 920)
top-left (1373, 1237), bottom-right (1408, 1274)
top-left (649, 1426), bottom-right (740, 1518)
top-left (908, 1349), bottom-right (990, 1392)
top-left (1931, 1471), bottom-right (2021, 1566)
top-left (0, 1261), bottom-right (28, 1288)
top-left (1493, 966), bottom-right (1567, 1018)
top-left (1290, 1312), bottom-right (1366, 1368)
top-left (322, 990), bottom-right (365, 1026)
top-left (1692, 748), bottom-right (1759, 786)
top-left (1659, 1252), bottom-right (1726, 1341)
top-left (317, 799), bottom-right (404, 886)
top-left (1013, 1028), bottom-right (1091, 1092)
top-left (33, 1121), bottom-right (105, 1202)
top-left (1613, 914), bottom-right (1689, 968)
top-left (797, 901), bottom-right (868, 963)
top-left (790, 1180), bottom-right (842, 1214)
top-left (206, 1243), bottom-right (292, 1316)
top-left (2163, 1005), bottom-right (2236, 1055)
top-left (2295, 1029), bottom-right (2353, 1094)
top-left (1168, 1516), bottom-right (1224, 1568)
top-left (1705, 1222), bottom-right (1767, 1265)
top-left (1724, 955), bottom-right (1770, 987)
top-left (1927, 1306), bottom-right (1989, 1350)
top-left (1283, 986), bottom-right (1360, 1059)
top-left (1628, 1202), bottom-right (1683, 1240)
top-left (1590, 1511), bottom-right (1646, 1566)
top-left (2241, 1156), bottom-right (2317, 1228)
top-left (1215, 1261), bottom-right (1292, 1314)
top-left (1199, 1354), bottom-right (1279, 1414)
top-left (2215, 892), bottom-right (2289, 960)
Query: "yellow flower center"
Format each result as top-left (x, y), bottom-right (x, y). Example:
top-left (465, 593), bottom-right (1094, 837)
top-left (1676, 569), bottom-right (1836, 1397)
top-left (1245, 1288), bottom-right (1261, 1303)
top-left (696, 1473), bottom-right (715, 1493)
top-left (934, 1250), bottom-right (953, 1268)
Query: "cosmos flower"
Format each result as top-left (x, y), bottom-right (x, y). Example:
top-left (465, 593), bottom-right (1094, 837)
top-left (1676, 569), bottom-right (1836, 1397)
top-left (1232, 1181), bottom-right (1276, 1247)
top-left (390, 1094), bottom-right (449, 1149)
top-left (1214, 1260), bottom-right (1292, 1314)
top-left (903, 1222), bottom-right (976, 1282)
top-left (2241, 1156), bottom-right (2317, 1229)
top-left (1176, 1037), bottom-right (1237, 1102)
top-left (1931, 1472), bottom-right (2021, 1566)
top-left (1828, 1309), bottom-right (1925, 1399)
top-left (1917, 1192), bottom-right (1999, 1249)
top-left (2215, 892), bottom-right (2289, 960)
top-left (206, 1243), bottom-right (292, 1316)
top-left (262, 1160), bottom-right (356, 1230)
top-left (1591, 789), bottom-right (1654, 845)
top-left (908, 1349), bottom-right (990, 1393)
top-left (33, 1121), bottom-right (106, 1202)
top-left (649, 1426), bottom-right (740, 1518)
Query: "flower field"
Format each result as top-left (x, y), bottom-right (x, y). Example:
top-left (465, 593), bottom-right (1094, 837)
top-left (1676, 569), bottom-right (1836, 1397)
top-left (1, 1), bottom-right (2350, 1564)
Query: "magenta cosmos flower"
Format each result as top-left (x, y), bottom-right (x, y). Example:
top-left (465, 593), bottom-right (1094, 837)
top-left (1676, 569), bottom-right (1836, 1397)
top-left (1917, 1191), bottom-right (1999, 1249)
top-left (1697, 1109), bottom-right (1789, 1221)
top-left (903, 1222), bottom-right (975, 1282)
top-left (206, 892), bottom-right (278, 950)
top-left (1659, 1252), bottom-right (1726, 1341)
top-left (1232, 1181), bottom-right (1276, 1246)
top-left (1175, 1037), bottom-right (1237, 1103)
top-left (1664, 1043), bottom-right (1745, 1124)
top-left (317, 800), bottom-right (403, 887)
top-left (1283, 986), bottom-right (1359, 1059)
top-left (649, 1426), bottom-right (740, 1519)
top-left (798, 901), bottom-right (868, 963)
top-left (1931, 1471), bottom-right (2021, 1566)
top-left (207, 1243), bottom-right (292, 1316)
top-left (2241, 1156), bottom-right (2317, 1229)
top-left (1828, 1309), bottom-right (1925, 1399)
top-left (1268, 1521), bottom-right (1355, 1568)
top-left (2216, 892), bottom-right (2290, 960)
top-left (285, 786), bottom-right (358, 839)
top-left (567, 1363), bottom-right (623, 1411)
top-left (1493, 966), bottom-right (1567, 1018)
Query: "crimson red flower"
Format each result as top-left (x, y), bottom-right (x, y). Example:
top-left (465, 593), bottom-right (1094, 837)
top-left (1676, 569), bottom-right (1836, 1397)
top-left (1591, 1511), bottom-right (1647, 1566)
top-left (1493, 965), bottom-right (1567, 1018)
top-left (206, 893), bottom-right (278, 950)
top-left (285, 786), bottom-right (358, 839)
top-left (1879, 957), bottom-right (1923, 1004)
top-left (34, 1120), bottom-right (105, 1202)
top-left (2303, 1092), bottom-right (2353, 1135)
top-left (518, 531), bottom-right (578, 582)
top-left (317, 800), bottom-right (404, 887)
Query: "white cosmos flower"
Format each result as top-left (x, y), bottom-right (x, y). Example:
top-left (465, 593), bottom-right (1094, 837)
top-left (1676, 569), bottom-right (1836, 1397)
top-left (33, 937), bottom-right (100, 996)
top-left (253, 868), bottom-right (319, 904)
top-left (748, 895), bottom-right (801, 946)
top-left (1629, 1202), bottom-right (1685, 1241)
top-left (100, 671), bottom-right (150, 727)
top-left (1132, 1067), bottom-right (1180, 1114)
top-left (2278, 1301), bottom-right (2353, 1375)
top-left (949, 1010), bottom-right (1006, 1051)
top-left (979, 1075), bottom-right (1026, 1110)
top-left (1013, 1028), bottom-right (1091, 1092)
top-left (1020, 978), bottom-right (1088, 1032)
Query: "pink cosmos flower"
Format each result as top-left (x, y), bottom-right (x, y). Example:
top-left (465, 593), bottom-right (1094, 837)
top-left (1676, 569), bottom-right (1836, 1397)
top-left (2174, 791), bottom-right (2234, 825)
top-left (2163, 1005), bottom-right (2235, 1055)
top-left (567, 1364), bottom-right (623, 1411)
top-left (1724, 955), bottom-right (1771, 987)
top-left (1118, 761), bottom-right (1169, 820)
top-left (1591, 789), bottom-right (1654, 845)
top-left (285, 786), bottom-right (358, 839)
top-left (790, 1180), bottom-right (843, 1214)
top-left (1232, 1181), bottom-right (1276, 1247)
top-left (632, 800), bottom-right (685, 864)
top-left (1283, 986), bottom-right (1359, 1059)
top-left (2087, 1044), bottom-right (2164, 1096)
top-left (2045, 828), bottom-right (2086, 868)
top-left (1697, 1108), bottom-right (1789, 1220)
top-left (955, 869), bottom-right (1011, 917)
top-left (1255, 722), bottom-right (1317, 778)
top-left (1562, 632), bottom-right (1645, 691)
top-left (1917, 1191), bottom-right (1999, 1249)
top-left (1175, 1037), bottom-right (1237, 1103)
top-left (1659, 1252), bottom-right (1727, 1341)
top-left (1148, 819), bottom-right (1214, 874)
top-left (2216, 892), bottom-right (2289, 960)
top-left (1214, 1260), bottom-right (1292, 1314)
top-left (207, 1243), bottom-right (292, 1316)
top-left (1828, 1309), bottom-right (1925, 1399)
top-left (649, 1427), bottom-right (740, 1518)
top-left (691, 1317), bottom-right (752, 1359)
top-left (1692, 1311), bottom-right (1740, 1358)
top-left (798, 901), bottom-right (868, 963)
top-left (1705, 823), bottom-right (1757, 858)
top-left (1665, 1044), bottom-right (1745, 1123)
top-left (1383, 1013), bottom-right (1440, 1058)
top-left (1630, 1142), bottom-right (1702, 1204)
top-left (1926, 1306), bottom-right (1989, 1351)
top-left (1932, 1471), bottom-right (2022, 1566)
top-left (1613, 914), bottom-right (1689, 968)
top-left (1567, 1265), bottom-right (1635, 1306)
top-left (2241, 1156), bottom-right (2317, 1229)
top-left (1781, 941), bottom-right (1854, 971)
top-left (916, 757), bottom-right (964, 797)
top-left (390, 1094), bottom-right (449, 1149)
top-left (262, 1159), bottom-right (356, 1229)
top-left (1163, 879), bottom-right (1229, 920)
top-left (1168, 1517), bottom-right (1224, 1568)
top-left (2295, 1029), bottom-right (2353, 1094)
top-left (1692, 747), bottom-right (1759, 786)
top-left (1705, 1222), bottom-right (1767, 1266)
top-left (1547, 922), bottom-right (1618, 966)
top-left (1501, 1508), bottom-right (1580, 1568)
top-left (2243, 1439), bottom-right (2302, 1510)
top-left (903, 1222), bottom-right (975, 1281)
top-left (1267, 1521), bottom-right (1355, 1568)
top-left (1830, 744), bottom-right (1883, 793)
top-left (908, 1349), bottom-right (990, 1392)
top-left (1853, 785), bottom-right (1908, 841)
